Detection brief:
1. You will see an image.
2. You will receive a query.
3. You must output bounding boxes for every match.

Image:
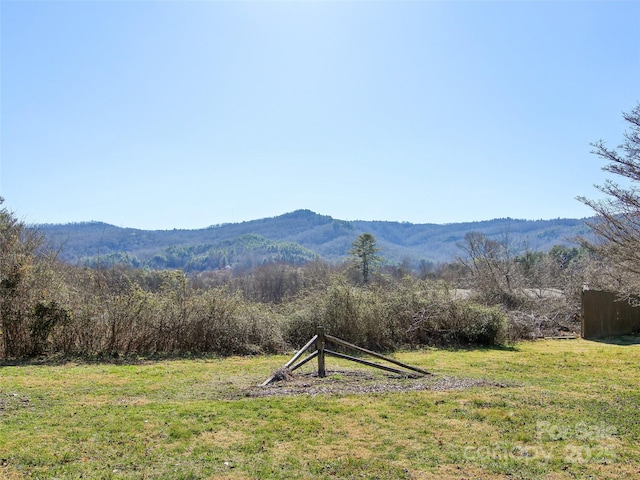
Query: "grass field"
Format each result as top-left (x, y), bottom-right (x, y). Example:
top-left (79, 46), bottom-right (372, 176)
top-left (1, 338), bottom-right (639, 479)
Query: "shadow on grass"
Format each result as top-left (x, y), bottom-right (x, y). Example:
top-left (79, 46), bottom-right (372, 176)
top-left (0, 351), bottom-right (225, 367)
top-left (1, 341), bottom-right (522, 368)
top-left (482, 343), bottom-right (520, 352)
top-left (423, 343), bottom-right (520, 353)
top-left (584, 335), bottom-right (640, 346)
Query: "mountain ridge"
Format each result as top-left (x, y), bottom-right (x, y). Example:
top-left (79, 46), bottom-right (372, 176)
top-left (36, 209), bottom-right (593, 271)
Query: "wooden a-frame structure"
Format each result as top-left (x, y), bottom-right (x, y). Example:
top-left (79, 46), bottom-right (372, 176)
top-left (262, 326), bottom-right (430, 386)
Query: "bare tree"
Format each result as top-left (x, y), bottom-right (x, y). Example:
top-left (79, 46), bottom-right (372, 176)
top-left (457, 231), bottom-right (518, 300)
top-left (577, 102), bottom-right (640, 298)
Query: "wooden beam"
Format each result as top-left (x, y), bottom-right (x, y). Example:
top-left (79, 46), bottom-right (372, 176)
top-left (284, 334), bottom-right (318, 369)
top-left (325, 349), bottom-right (413, 376)
top-left (317, 326), bottom-right (326, 378)
top-left (290, 350), bottom-right (318, 372)
top-left (325, 334), bottom-right (430, 376)
top-left (262, 327), bottom-right (431, 386)
top-left (261, 334), bottom-right (319, 386)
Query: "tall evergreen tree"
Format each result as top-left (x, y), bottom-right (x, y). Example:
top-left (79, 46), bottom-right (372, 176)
top-left (349, 233), bottom-right (381, 283)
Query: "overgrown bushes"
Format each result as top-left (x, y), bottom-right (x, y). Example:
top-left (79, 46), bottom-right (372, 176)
top-left (43, 275), bottom-right (285, 358)
top-left (3, 201), bottom-right (581, 360)
top-left (283, 277), bottom-right (508, 351)
top-left (0, 259), bottom-right (509, 359)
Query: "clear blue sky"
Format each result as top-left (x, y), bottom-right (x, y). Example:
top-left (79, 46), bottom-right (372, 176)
top-left (1, 1), bottom-right (639, 230)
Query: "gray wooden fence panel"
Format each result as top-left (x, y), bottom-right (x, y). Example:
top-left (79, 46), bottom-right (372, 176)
top-left (582, 290), bottom-right (640, 338)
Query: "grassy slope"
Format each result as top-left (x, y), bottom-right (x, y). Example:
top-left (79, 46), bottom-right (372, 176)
top-left (1, 338), bottom-right (639, 479)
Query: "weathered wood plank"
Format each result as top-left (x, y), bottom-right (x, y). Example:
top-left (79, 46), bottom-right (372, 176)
top-left (317, 326), bottom-right (326, 378)
top-left (325, 334), bottom-right (430, 375)
top-left (325, 349), bottom-right (412, 376)
top-left (283, 334), bottom-right (318, 369)
top-left (261, 334), bottom-right (319, 385)
top-left (290, 350), bottom-right (318, 372)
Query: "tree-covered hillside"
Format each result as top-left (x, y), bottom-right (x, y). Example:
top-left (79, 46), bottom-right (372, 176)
top-left (36, 209), bottom-right (592, 271)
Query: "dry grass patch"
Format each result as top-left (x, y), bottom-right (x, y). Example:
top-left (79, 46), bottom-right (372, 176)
top-left (197, 429), bottom-right (249, 449)
top-left (1, 339), bottom-right (639, 479)
top-left (426, 463), bottom-right (513, 480)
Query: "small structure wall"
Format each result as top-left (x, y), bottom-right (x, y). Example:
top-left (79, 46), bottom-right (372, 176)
top-left (581, 290), bottom-right (640, 338)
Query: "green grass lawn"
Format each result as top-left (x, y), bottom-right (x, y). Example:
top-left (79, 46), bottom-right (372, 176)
top-left (1, 338), bottom-right (639, 479)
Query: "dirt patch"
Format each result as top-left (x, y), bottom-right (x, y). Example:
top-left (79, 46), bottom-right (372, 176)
top-left (0, 392), bottom-right (30, 413)
top-left (244, 369), bottom-right (512, 397)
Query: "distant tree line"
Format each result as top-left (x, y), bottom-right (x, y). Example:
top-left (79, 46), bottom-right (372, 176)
top-left (37, 210), bottom-right (592, 269)
top-left (2, 196), bottom-right (601, 360)
top-left (83, 234), bottom-right (319, 273)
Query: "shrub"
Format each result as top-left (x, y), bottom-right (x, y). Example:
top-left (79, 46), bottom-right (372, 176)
top-left (453, 303), bottom-right (507, 346)
top-left (4, 249), bottom-right (511, 359)
top-left (44, 269), bottom-right (286, 358)
top-left (285, 277), bottom-right (508, 351)
top-left (187, 288), bottom-right (284, 355)
top-left (285, 276), bottom-right (395, 351)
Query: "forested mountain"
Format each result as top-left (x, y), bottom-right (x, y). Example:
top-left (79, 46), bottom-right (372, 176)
top-left (36, 209), bottom-right (593, 272)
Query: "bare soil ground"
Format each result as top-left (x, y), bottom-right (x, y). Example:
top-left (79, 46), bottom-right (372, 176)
top-left (245, 369), bottom-right (512, 397)
top-left (0, 392), bottom-right (30, 413)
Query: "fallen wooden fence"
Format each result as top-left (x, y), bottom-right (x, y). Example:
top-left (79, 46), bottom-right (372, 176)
top-left (262, 326), bottom-right (430, 386)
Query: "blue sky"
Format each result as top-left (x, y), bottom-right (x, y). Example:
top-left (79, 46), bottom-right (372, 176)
top-left (1, 1), bottom-right (639, 230)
